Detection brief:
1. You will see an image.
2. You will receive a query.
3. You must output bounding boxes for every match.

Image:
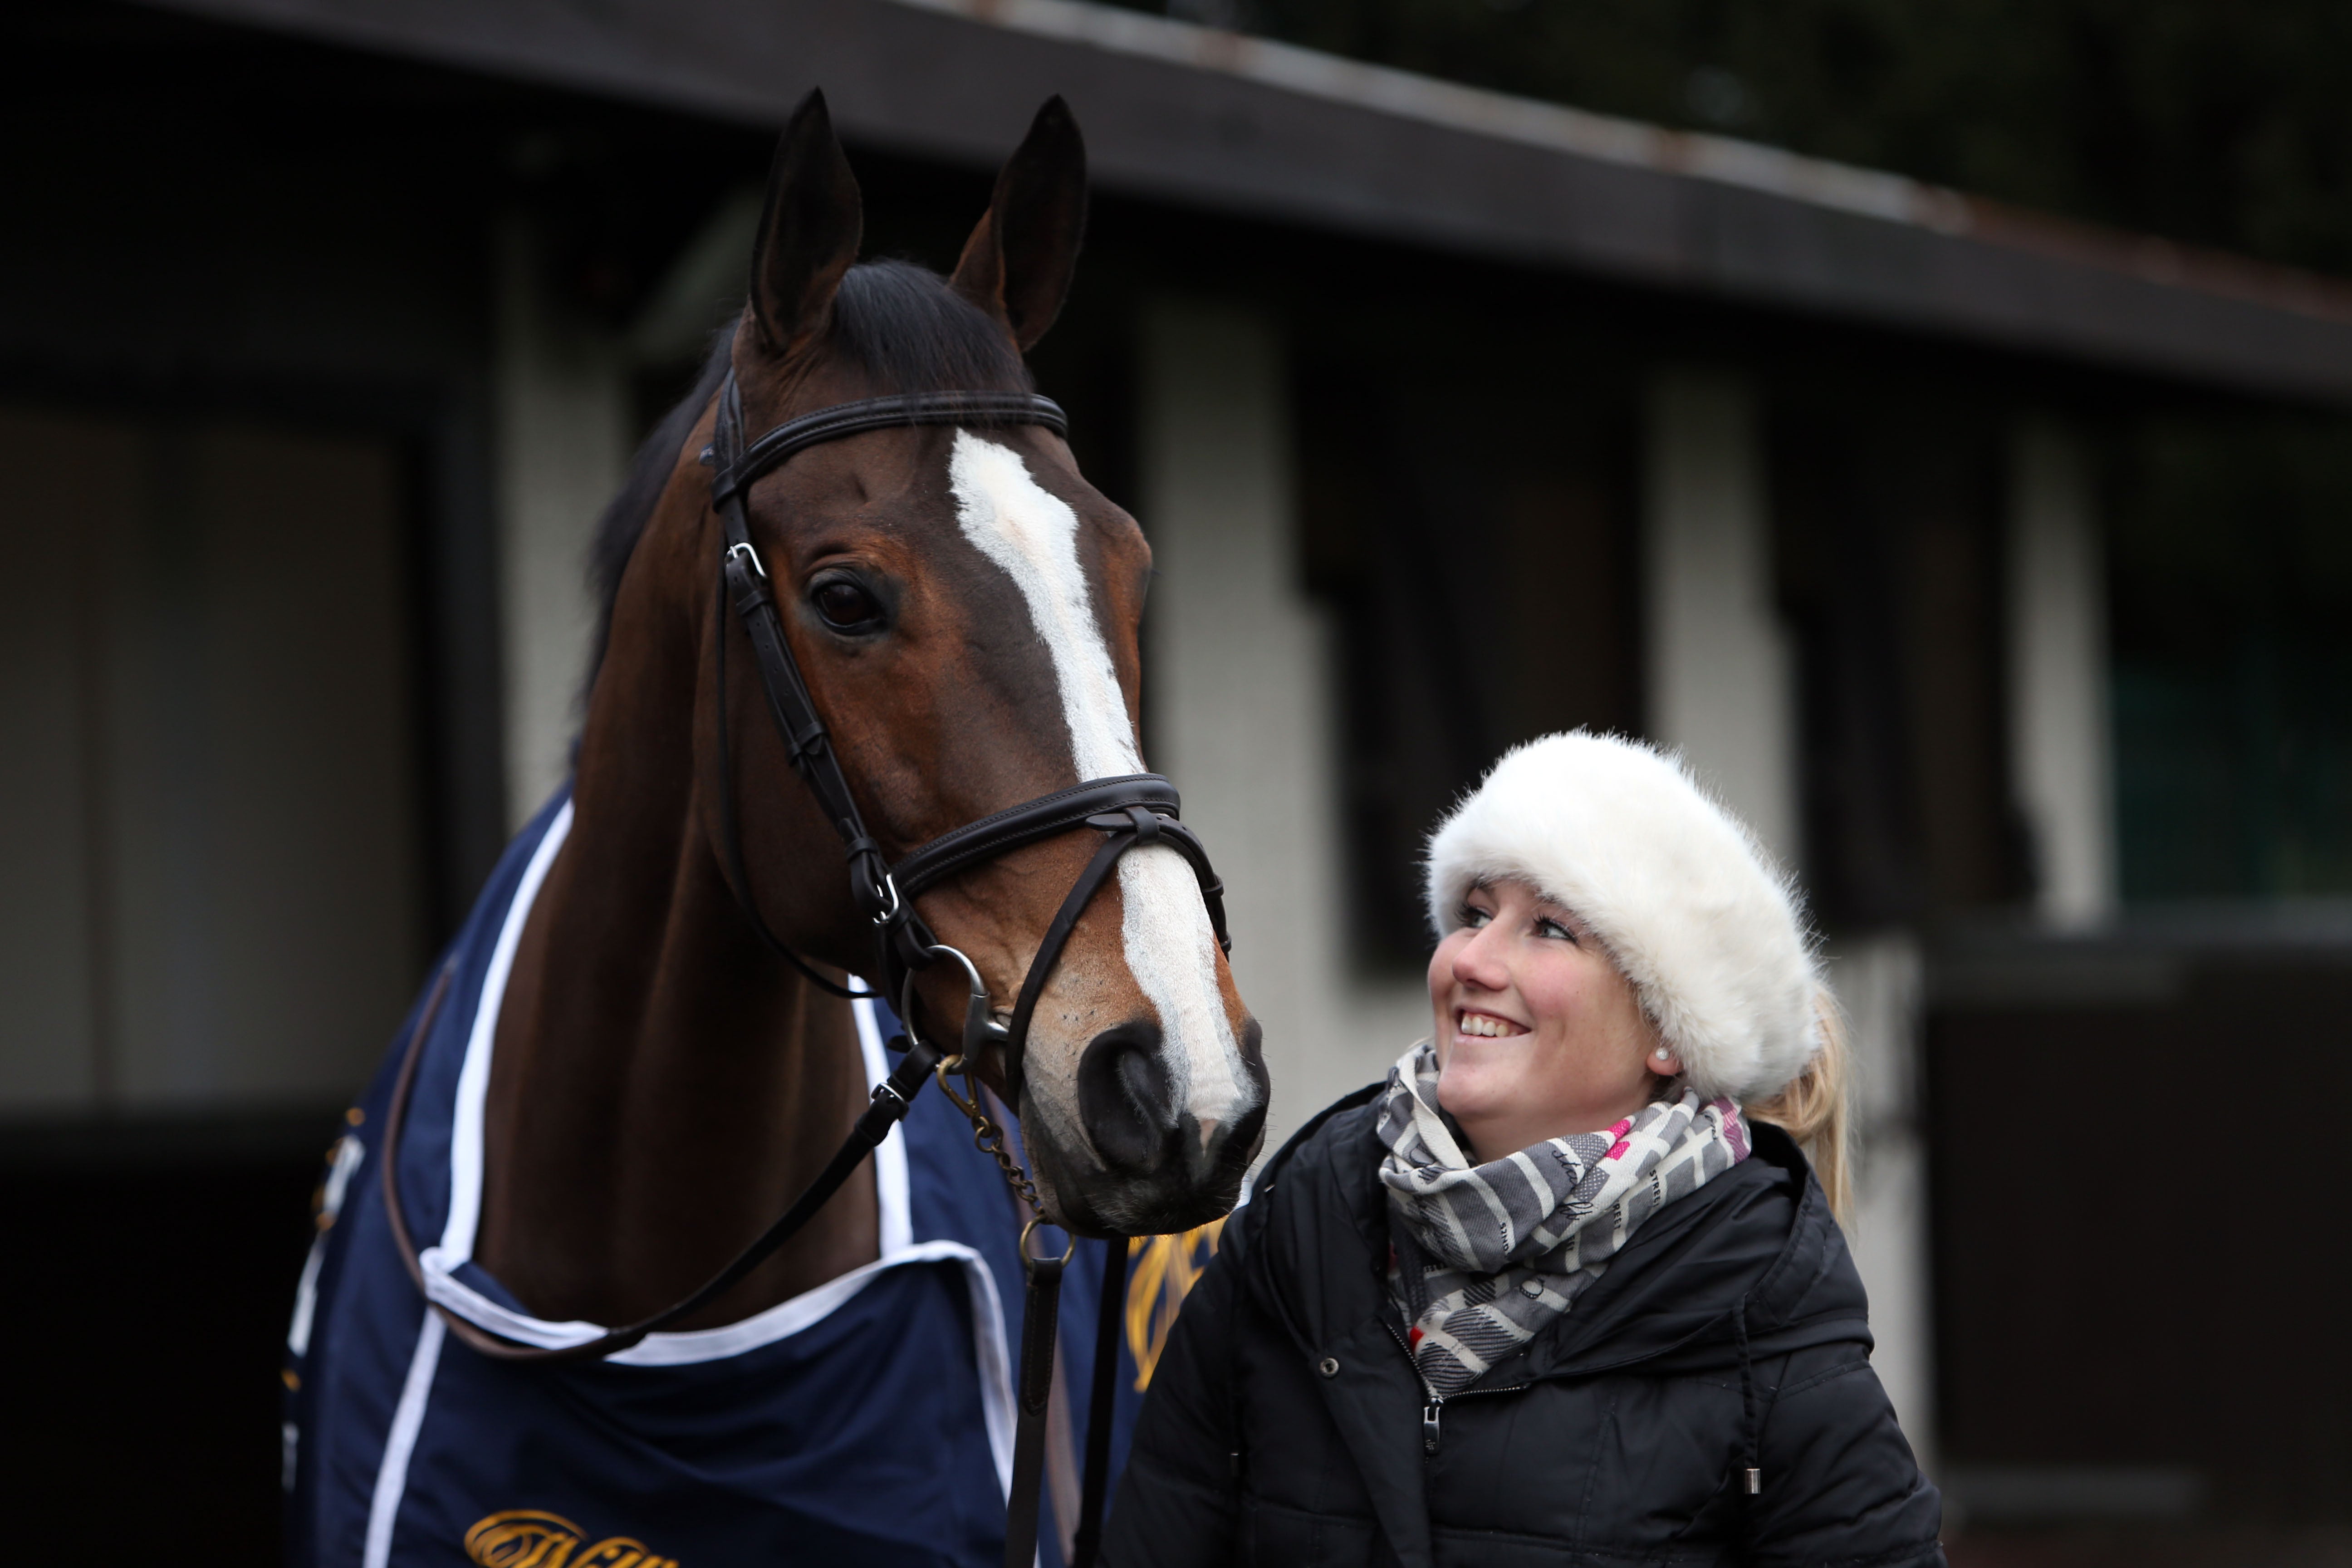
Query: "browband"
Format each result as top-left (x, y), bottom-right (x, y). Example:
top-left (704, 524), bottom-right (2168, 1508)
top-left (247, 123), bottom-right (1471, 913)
top-left (709, 390), bottom-right (1068, 507)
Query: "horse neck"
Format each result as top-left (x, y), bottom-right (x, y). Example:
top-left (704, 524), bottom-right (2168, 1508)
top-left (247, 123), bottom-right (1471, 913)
top-left (473, 610), bottom-right (878, 1328)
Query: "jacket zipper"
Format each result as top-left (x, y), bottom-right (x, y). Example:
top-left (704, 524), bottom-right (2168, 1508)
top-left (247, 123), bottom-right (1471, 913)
top-left (1384, 1322), bottom-right (1529, 1456)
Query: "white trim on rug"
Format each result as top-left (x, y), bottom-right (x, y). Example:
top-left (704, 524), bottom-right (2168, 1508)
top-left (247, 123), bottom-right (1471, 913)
top-left (362, 1310), bottom-right (446, 1568)
top-left (439, 799), bottom-right (573, 1264)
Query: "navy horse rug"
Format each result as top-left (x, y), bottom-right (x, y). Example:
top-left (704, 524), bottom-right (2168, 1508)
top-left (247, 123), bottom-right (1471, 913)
top-left (282, 794), bottom-right (1182, 1568)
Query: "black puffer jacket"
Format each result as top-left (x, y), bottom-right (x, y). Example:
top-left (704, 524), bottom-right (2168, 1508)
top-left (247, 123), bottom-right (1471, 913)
top-left (1105, 1087), bottom-right (1944, 1568)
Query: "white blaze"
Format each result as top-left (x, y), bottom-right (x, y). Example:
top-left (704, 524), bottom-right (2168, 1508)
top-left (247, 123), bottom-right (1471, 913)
top-left (947, 432), bottom-right (1252, 1128)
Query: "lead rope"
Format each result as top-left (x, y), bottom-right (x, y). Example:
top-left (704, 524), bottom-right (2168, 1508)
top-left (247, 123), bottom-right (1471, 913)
top-left (935, 1055), bottom-right (1073, 1568)
top-left (934, 1052), bottom-right (1131, 1567)
top-left (1070, 1235), bottom-right (1131, 1568)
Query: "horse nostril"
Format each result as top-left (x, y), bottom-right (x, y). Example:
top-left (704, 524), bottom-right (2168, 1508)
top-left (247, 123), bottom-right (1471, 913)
top-left (1077, 1021), bottom-right (1175, 1173)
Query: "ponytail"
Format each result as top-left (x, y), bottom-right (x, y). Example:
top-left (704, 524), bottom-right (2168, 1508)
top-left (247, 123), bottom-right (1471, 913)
top-left (1743, 989), bottom-right (1852, 1229)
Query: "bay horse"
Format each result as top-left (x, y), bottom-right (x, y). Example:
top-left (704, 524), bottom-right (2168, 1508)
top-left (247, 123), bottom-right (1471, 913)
top-left (285, 93), bottom-right (1268, 1568)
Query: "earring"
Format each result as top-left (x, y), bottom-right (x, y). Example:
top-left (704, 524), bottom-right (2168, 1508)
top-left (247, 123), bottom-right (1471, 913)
top-left (1651, 1047), bottom-right (1672, 1063)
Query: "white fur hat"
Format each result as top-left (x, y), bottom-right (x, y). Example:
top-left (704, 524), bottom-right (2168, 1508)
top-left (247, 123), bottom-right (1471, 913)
top-left (1424, 731), bottom-right (1823, 1103)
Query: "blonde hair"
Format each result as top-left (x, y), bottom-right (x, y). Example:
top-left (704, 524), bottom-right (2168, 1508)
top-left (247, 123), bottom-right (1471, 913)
top-left (1741, 989), bottom-right (1852, 1228)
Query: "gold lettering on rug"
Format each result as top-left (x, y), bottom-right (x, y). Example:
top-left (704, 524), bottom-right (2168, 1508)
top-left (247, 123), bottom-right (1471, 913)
top-left (464, 1509), bottom-right (680, 1568)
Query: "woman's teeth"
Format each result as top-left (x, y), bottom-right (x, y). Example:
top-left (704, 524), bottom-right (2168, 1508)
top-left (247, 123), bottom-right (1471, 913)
top-left (1458, 1013), bottom-right (1524, 1038)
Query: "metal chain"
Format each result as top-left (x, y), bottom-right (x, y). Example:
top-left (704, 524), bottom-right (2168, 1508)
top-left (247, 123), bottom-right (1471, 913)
top-left (935, 1054), bottom-right (1046, 1218)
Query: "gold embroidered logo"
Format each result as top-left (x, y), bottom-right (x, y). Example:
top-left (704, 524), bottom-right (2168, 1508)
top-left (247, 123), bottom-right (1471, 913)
top-left (464, 1509), bottom-right (679, 1568)
top-left (1122, 1219), bottom-right (1223, 1390)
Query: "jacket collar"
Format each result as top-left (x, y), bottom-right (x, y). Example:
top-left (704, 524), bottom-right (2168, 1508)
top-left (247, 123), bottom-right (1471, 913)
top-left (1251, 1102), bottom-right (1864, 1391)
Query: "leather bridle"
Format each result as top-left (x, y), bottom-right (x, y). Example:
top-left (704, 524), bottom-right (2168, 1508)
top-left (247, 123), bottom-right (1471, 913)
top-left (381, 366), bottom-right (1234, 1568)
top-left (704, 369), bottom-right (1229, 1103)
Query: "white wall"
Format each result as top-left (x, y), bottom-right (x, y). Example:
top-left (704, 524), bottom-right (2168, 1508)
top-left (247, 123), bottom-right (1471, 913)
top-left (2007, 417), bottom-right (2115, 930)
top-left (1642, 370), bottom-right (1937, 1465)
top-left (1830, 932), bottom-right (1937, 1470)
top-left (1642, 371), bottom-right (1798, 863)
top-left (1138, 299), bottom-right (1428, 1152)
top-left (493, 217), bottom-right (632, 830)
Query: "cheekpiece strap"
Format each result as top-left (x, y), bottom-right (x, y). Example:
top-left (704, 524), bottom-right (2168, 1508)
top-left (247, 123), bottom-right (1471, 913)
top-left (703, 370), bottom-right (1073, 1001)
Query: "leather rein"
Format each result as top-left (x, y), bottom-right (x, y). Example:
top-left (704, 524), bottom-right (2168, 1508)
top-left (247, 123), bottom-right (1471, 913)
top-left (380, 369), bottom-right (1232, 1568)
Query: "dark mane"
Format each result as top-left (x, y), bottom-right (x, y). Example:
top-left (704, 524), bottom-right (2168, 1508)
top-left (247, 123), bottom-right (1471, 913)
top-left (583, 325), bottom-right (735, 696)
top-left (582, 259), bottom-right (1032, 696)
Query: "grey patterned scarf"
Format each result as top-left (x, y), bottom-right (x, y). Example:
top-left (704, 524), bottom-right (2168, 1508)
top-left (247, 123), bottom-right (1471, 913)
top-left (1375, 1040), bottom-right (1750, 1396)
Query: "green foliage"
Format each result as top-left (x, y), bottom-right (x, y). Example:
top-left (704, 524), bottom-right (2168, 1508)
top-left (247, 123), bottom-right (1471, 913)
top-left (1140, 0), bottom-right (2352, 274)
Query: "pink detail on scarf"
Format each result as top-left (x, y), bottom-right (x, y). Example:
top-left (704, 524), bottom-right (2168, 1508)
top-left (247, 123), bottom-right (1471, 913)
top-left (1713, 1098), bottom-right (1750, 1161)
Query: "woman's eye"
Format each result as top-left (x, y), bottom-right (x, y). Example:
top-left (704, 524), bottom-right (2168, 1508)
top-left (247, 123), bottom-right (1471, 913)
top-left (812, 578), bottom-right (882, 631)
top-left (1459, 904), bottom-right (1491, 929)
top-left (1535, 917), bottom-right (1577, 943)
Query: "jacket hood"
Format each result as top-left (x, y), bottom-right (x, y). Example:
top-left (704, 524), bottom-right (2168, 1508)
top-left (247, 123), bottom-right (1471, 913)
top-left (1242, 1090), bottom-right (1869, 1387)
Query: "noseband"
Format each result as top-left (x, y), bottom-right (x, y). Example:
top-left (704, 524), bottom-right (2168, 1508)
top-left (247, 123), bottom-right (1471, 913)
top-left (701, 367), bottom-right (1231, 1104)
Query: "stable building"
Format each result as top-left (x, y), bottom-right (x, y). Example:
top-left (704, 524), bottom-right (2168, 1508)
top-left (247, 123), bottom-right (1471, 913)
top-left (4, 0), bottom-right (2350, 1559)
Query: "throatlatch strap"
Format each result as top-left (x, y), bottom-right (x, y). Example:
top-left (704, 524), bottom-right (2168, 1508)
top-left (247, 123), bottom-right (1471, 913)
top-left (1005, 1250), bottom-right (1068, 1568)
top-left (711, 570), bottom-right (870, 1000)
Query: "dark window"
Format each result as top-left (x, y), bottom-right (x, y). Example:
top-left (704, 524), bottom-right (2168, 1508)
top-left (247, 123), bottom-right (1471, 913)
top-left (1295, 343), bottom-right (1640, 971)
top-left (0, 405), bottom-right (431, 1109)
top-left (2107, 410), bottom-right (2352, 899)
top-left (1771, 382), bottom-right (2027, 925)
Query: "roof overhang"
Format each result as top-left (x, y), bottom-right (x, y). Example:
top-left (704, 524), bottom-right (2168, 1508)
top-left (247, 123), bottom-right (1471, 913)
top-left (142, 0), bottom-right (2352, 402)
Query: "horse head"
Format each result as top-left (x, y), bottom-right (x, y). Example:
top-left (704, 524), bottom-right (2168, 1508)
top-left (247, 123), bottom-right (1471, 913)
top-left (636, 93), bottom-right (1267, 1235)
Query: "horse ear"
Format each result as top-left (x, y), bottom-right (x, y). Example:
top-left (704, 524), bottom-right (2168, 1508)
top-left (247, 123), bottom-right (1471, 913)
top-left (951, 97), bottom-right (1088, 351)
top-left (748, 89), bottom-right (863, 360)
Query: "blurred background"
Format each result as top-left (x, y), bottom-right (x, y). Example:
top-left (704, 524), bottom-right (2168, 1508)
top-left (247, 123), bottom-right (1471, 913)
top-left (3, 0), bottom-right (2348, 1560)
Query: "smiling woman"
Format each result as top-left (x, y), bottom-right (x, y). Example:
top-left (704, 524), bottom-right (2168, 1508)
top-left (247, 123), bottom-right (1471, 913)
top-left (1425, 881), bottom-right (1670, 1156)
top-left (1105, 731), bottom-right (1940, 1568)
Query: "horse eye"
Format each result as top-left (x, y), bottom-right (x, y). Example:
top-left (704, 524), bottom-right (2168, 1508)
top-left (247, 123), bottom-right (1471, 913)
top-left (812, 578), bottom-right (882, 631)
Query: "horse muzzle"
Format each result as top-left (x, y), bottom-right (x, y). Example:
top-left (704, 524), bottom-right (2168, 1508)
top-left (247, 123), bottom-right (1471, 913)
top-left (1040, 1015), bottom-right (1269, 1236)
